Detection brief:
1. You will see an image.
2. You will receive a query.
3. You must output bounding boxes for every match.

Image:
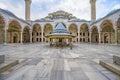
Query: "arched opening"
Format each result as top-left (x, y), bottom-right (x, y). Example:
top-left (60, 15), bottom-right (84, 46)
top-left (91, 26), bottom-right (99, 43)
top-left (101, 20), bottom-right (115, 44)
top-left (44, 23), bottom-right (53, 42)
top-left (104, 33), bottom-right (109, 43)
top-left (117, 17), bottom-right (120, 44)
top-left (7, 20), bottom-right (21, 43)
top-left (23, 26), bottom-right (30, 43)
top-left (0, 16), bottom-right (5, 43)
top-left (13, 33), bottom-right (18, 43)
top-left (69, 23), bottom-right (78, 42)
top-left (80, 23), bottom-right (89, 42)
top-left (32, 24), bottom-right (41, 42)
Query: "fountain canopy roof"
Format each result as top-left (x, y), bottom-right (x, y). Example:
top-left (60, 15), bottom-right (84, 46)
top-left (45, 23), bottom-right (76, 38)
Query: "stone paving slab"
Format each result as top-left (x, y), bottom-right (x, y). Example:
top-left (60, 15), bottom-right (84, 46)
top-left (0, 43), bottom-right (120, 80)
top-left (2, 58), bottom-right (120, 80)
top-left (0, 55), bottom-right (5, 64)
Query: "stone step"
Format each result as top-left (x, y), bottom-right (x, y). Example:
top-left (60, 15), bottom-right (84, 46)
top-left (1, 59), bottom-right (27, 75)
top-left (0, 60), bottom-right (19, 73)
top-left (100, 59), bottom-right (120, 76)
top-left (0, 55), bottom-right (5, 64)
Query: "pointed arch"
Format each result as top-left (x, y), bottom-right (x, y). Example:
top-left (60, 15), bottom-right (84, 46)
top-left (23, 26), bottom-right (30, 43)
top-left (69, 23), bottom-right (78, 42)
top-left (32, 23), bottom-right (41, 42)
top-left (100, 19), bottom-right (114, 32)
top-left (44, 23), bottom-right (53, 42)
top-left (100, 19), bottom-right (115, 44)
top-left (8, 20), bottom-right (22, 31)
top-left (91, 26), bottom-right (99, 43)
top-left (7, 20), bottom-right (22, 43)
top-left (80, 23), bottom-right (89, 42)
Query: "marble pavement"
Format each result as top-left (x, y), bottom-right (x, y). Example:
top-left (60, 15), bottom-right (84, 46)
top-left (0, 43), bottom-right (120, 80)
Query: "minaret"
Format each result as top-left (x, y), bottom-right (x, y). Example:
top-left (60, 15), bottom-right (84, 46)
top-left (90, 0), bottom-right (96, 22)
top-left (25, 0), bottom-right (31, 20)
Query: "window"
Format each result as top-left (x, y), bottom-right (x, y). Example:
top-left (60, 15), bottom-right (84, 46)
top-left (77, 38), bottom-right (78, 42)
top-left (80, 38), bottom-right (82, 42)
top-left (80, 33), bottom-right (81, 35)
top-left (43, 38), bottom-right (45, 42)
top-left (36, 32), bottom-right (39, 36)
top-left (83, 33), bottom-right (85, 36)
top-left (32, 38), bottom-right (34, 42)
top-left (40, 38), bottom-right (41, 42)
top-left (36, 38), bottom-right (39, 42)
top-left (83, 38), bottom-right (85, 42)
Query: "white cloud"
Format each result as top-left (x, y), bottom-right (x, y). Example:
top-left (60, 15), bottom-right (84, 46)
top-left (0, 0), bottom-right (25, 19)
top-left (98, 0), bottom-right (106, 3)
top-left (31, 0), bottom-right (91, 20)
top-left (33, 0), bottom-right (54, 3)
top-left (0, 0), bottom-right (119, 21)
top-left (96, 0), bottom-right (108, 19)
top-left (112, 4), bottom-right (120, 10)
top-left (0, 3), bottom-right (7, 9)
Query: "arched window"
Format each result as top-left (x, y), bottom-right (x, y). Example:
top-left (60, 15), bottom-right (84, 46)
top-left (36, 32), bottom-right (39, 36)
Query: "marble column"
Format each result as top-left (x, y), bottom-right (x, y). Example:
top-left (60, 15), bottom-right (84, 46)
top-left (78, 30), bottom-right (80, 42)
top-left (89, 31), bottom-right (92, 43)
top-left (115, 28), bottom-right (118, 44)
top-left (99, 31), bottom-right (101, 44)
top-left (41, 28), bottom-right (44, 42)
top-left (82, 32), bottom-right (83, 43)
top-left (29, 30), bottom-right (32, 43)
top-left (21, 31), bottom-right (23, 43)
top-left (4, 26), bottom-right (7, 44)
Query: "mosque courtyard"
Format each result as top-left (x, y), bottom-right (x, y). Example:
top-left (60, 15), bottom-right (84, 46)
top-left (0, 43), bottom-right (120, 80)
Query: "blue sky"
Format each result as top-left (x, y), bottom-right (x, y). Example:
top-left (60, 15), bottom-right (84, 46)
top-left (0, 0), bottom-right (120, 21)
